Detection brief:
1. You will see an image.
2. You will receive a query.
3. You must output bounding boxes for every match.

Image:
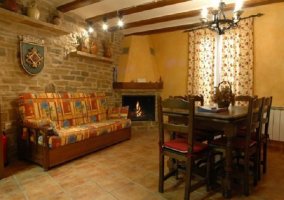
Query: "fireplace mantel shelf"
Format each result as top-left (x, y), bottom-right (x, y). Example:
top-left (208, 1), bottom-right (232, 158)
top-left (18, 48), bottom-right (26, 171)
top-left (113, 82), bottom-right (163, 90)
top-left (70, 51), bottom-right (114, 63)
top-left (0, 7), bottom-right (70, 35)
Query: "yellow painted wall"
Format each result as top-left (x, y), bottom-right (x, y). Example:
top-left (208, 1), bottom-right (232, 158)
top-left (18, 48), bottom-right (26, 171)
top-left (248, 3), bottom-right (284, 106)
top-left (150, 32), bottom-right (188, 99)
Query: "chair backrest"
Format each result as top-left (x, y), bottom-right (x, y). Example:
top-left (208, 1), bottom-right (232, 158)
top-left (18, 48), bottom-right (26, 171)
top-left (171, 95), bottom-right (204, 106)
top-left (158, 96), bottom-right (195, 153)
top-left (189, 95), bottom-right (204, 106)
top-left (245, 97), bottom-right (264, 148)
top-left (232, 95), bottom-right (258, 106)
top-left (262, 97), bottom-right (273, 136)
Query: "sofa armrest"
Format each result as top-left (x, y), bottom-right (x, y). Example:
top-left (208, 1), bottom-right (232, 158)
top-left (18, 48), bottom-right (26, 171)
top-left (21, 126), bottom-right (57, 148)
top-left (23, 118), bottom-right (54, 129)
top-left (21, 119), bottom-right (58, 148)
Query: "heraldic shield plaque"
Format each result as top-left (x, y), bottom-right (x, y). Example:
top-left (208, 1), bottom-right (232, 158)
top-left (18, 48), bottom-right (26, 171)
top-left (20, 41), bottom-right (44, 75)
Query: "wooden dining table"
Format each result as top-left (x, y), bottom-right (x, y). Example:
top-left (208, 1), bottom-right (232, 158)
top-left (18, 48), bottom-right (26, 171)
top-left (195, 106), bottom-right (248, 198)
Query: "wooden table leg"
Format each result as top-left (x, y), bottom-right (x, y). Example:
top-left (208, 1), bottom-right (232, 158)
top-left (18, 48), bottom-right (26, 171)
top-left (0, 131), bottom-right (4, 179)
top-left (222, 124), bottom-right (236, 198)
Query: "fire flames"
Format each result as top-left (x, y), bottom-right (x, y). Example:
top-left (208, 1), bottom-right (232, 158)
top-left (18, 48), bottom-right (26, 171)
top-left (136, 101), bottom-right (143, 117)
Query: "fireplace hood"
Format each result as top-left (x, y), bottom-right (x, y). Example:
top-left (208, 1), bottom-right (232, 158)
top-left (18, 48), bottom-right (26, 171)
top-left (118, 35), bottom-right (160, 82)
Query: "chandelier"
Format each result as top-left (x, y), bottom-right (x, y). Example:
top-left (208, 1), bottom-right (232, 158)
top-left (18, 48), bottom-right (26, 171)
top-left (200, 0), bottom-right (244, 35)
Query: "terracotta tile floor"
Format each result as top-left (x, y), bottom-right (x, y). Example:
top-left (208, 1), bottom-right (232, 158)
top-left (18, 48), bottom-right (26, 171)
top-left (1, 129), bottom-right (284, 200)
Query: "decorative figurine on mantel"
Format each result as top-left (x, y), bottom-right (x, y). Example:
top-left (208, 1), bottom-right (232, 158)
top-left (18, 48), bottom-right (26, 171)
top-left (102, 40), bottom-right (112, 58)
top-left (51, 10), bottom-right (62, 25)
top-left (76, 33), bottom-right (88, 52)
top-left (89, 36), bottom-right (98, 55)
top-left (27, 0), bottom-right (40, 20)
top-left (3, 0), bottom-right (19, 12)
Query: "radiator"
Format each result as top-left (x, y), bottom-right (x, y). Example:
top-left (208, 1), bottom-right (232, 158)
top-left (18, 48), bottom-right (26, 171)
top-left (269, 107), bottom-right (284, 142)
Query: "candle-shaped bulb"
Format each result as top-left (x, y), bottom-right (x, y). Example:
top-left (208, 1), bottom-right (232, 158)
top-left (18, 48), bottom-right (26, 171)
top-left (201, 7), bottom-right (208, 20)
top-left (234, 0), bottom-right (243, 12)
top-left (117, 18), bottom-right (124, 28)
top-left (102, 23), bottom-right (108, 31)
top-left (212, 0), bottom-right (221, 11)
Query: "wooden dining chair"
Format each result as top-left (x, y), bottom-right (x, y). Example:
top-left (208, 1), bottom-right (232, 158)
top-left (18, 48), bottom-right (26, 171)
top-left (210, 96), bottom-right (264, 196)
top-left (158, 96), bottom-right (212, 200)
top-left (259, 96), bottom-right (273, 176)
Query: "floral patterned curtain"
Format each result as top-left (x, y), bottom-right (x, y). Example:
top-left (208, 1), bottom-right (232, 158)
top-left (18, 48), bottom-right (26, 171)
top-left (221, 18), bottom-right (254, 96)
top-left (188, 29), bottom-right (216, 105)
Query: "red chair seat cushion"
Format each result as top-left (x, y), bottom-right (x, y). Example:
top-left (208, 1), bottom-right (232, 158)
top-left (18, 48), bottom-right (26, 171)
top-left (175, 129), bottom-right (221, 143)
top-left (163, 138), bottom-right (208, 153)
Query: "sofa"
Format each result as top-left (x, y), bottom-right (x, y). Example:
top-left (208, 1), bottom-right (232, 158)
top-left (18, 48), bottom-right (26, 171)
top-left (18, 92), bottom-right (131, 170)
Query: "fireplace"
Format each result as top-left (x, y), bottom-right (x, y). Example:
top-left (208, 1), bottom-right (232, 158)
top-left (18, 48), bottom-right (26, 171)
top-left (122, 95), bottom-right (155, 121)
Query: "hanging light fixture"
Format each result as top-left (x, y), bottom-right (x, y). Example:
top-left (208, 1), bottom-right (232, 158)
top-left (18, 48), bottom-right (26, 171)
top-left (200, 0), bottom-right (244, 35)
top-left (184, 0), bottom-right (263, 35)
top-left (102, 16), bottom-right (108, 31)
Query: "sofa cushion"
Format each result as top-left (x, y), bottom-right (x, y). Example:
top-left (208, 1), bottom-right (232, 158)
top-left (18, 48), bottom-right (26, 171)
top-left (48, 118), bottom-right (131, 149)
top-left (95, 92), bottom-right (107, 121)
top-left (86, 92), bottom-right (107, 122)
top-left (36, 93), bottom-right (61, 121)
top-left (19, 93), bottom-right (41, 120)
top-left (108, 107), bottom-right (120, 119)
top-left (20, 92), bottom-right (111, 129)
top-left (86, 93), bottom-right (100, 123)
top-left (120, 106), bottom-right (129, 119)
top-left (71, 93), bottom-right (89, 125)
top-left (57, 92), bottom-right (91, 128)
top-left (19, 93), bottom-right (61, 127)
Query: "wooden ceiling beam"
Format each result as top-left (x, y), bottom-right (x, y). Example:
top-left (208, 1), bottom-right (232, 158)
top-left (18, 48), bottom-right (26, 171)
top-left (124, 23), bottom-right (200, 36)
top-left (86, 0), bottom-right (189, 22)
top-left (57, 0), bottom-right (103, 13)
top-left (115, 10), bottom-right (200, 31)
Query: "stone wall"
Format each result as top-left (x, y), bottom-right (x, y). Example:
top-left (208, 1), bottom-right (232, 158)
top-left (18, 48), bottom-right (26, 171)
top-left (0, 1), bottom-right (123, 159)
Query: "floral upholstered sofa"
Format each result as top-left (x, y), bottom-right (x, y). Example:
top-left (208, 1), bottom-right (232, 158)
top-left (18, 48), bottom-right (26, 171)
top-left (18, 92), bottom-right (131, 170)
